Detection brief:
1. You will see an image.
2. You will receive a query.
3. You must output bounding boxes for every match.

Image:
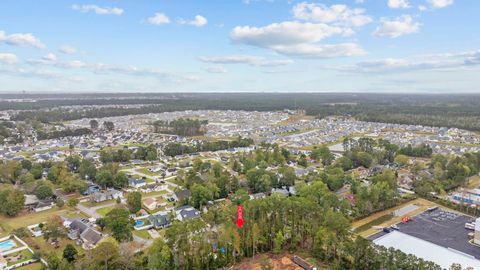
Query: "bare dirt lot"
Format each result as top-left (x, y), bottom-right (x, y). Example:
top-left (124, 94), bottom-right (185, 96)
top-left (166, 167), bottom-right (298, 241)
top-left (230, 253), bottom-right (320, 270)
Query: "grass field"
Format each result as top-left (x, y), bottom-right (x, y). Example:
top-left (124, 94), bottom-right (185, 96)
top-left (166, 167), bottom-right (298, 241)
top-left (137, 168), bottom-right (160, 176)
top-left (467, 176), bottom-right (480, 189)
top-left (351, 198), bottom-right (443, 238)
top-left (6, 249), bottom-right (33, 266)
top-left (15, 262), bottom-right (43, 270)
top-left (97, 206), bottom-right (115, 216)
top-left (0, 207), bottom-right (86, 235)
top-left (133, 229), bottom-right (152, 240)
top-left (80, 199), bottom-right (116, 208)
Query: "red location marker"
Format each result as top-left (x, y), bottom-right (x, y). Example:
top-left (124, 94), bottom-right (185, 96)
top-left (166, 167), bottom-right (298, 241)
top-left (236, 205), bottom-right (244, 229)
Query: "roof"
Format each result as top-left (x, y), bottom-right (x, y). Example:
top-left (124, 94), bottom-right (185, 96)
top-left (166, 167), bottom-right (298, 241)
top-left (373, 231), bottom-right (480, 269)
top-left (143, 197), bottom-right (156, 206)
top-left (149, 214), bottom-right (170, 227)
top-left (176, 205), bottom-right (200, 220)
top-left (175, 189), bottom-right (191, 201)
top-left (70, 219), bottom-right (89, 233)
top-left (80, 228), bottom-right (102, 245)
top-left (129, 178), bottom-right (146, 185)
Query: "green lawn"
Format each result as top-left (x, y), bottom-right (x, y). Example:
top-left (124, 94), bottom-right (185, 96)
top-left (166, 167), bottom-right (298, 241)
top-left (144, 190), bottom-right (168, 197)
top-left (97, 206), bottom-right (115, 216)
top-left (24, 235), bottom-right (84, 257)
top-left (137, 168), bottom-right (161, 176)
top-left (1, 207), bottom-right (85, 234)
top-left (15, 262), bottom-right (43, 270)
top-left (6, 248), bottom-right (34, 266)
top-left (133, 229), bottom-right (152, 240)
top-left (80, 199), bottom-right (116, 208)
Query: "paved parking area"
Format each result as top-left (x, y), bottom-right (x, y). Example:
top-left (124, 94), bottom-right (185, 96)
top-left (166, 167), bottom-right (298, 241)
top-left (370, 208), bottom-right (480, 259)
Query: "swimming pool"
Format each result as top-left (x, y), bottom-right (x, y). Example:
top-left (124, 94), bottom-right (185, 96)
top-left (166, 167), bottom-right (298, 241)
top-left (135, 220), bottom-right (145, 227)
top-left (0, 239), bottom-right (17, 252)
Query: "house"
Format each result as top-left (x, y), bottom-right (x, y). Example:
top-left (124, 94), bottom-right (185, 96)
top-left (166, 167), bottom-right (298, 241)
top-left (33, 199), bottom-right (54, 212)
top-left (174, 189), bottom-right (191, 202)
top-left (271, 188), bottom-right (289, 197)
top-left (67, 219), bottom-right (102, 249)
top-left (149, 213), bottom-right (171, 229)
top-left (128, 178), bottom-right (146, 188)
top-left (80, 228), bottom-right (103, 249)
top-left (24, 194), bottom-right (40, 208)
top-left (90, 189), bottom-right (123, 203)
top-left (175, 205), bottom-right (201, 221)
top-left (249, 192), bottom-right (266, 200)
top-left (143, 198), bottom-right (157, 211)
top-left (83, 184), bottom-right (101, 195)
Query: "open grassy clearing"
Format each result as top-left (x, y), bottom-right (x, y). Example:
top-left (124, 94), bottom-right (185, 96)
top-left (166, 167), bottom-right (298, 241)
top-left (0, 207), bottom-right (86, 235)
top-left (351, 198), bottom-right (459, 238)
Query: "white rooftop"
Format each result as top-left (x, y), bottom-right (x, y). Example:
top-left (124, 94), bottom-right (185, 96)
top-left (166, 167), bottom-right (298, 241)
top-left (373, 231), bottom-right (480, 269)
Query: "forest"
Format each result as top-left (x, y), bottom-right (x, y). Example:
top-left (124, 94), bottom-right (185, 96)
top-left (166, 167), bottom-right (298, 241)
top-left (152, 118), bottom-right (208, 136)
top-left (5, 93), bottom-right (480, 131)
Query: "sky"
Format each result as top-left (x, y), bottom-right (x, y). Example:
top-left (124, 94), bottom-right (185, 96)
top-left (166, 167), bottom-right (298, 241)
top-left (0, 0), bottom-right (479, 93)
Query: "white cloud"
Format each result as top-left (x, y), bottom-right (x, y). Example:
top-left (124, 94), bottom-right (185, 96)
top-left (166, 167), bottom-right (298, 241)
top-left (148, 13), bottom-right (171, 25)
top-left (0, 30), bottom-right (46, 48)
top-left (206, 66), bottom-right (227, 73)
top-left (292, 3), bottom-right (372, 27)
top-left (178, 15), bottom-right (208, 27)
top-left (198, 55), bottom-right (293, 67)
top-left (72, 4), bottom-right (123, 15)
top-left (373, 15), bottom-right (420, 38)
top-left (388, 0), bottom-right (410, 9)
top-left (230, 21), bottom-right (364, 58)
top-left (418, 5), bottom-right (427, 11)
top-left (232, 22), bottom-right (345, 48)
top-left (428, 0), bottom-right (454, 8)
top-left (334, 50), bottom-right (480, 73)
top-left (0, 53), bottom-right (19, 65)
top-left (42, 53), bottom-right (57, 62)
top-left (59, 45), bottom-right (77, 54)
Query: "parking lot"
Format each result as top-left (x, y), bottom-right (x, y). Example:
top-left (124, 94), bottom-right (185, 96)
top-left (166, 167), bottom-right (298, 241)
top-left (370, 208), bottom-right (480, 259)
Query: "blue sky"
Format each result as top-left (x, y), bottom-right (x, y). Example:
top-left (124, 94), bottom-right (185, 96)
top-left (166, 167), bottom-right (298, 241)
top-left (0, 0), bottom-right (479, 93)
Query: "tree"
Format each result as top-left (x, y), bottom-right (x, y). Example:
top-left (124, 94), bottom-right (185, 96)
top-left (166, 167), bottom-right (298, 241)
top-left (79, 159), bottom-right (96, 180)
top-left (273, 230), bottom-right (285, 254)
top-left (96, 169), bottom-right (113, 188)
top-left (113, 172), bottom-right (128, 189)
top-left (190, 183), bottom-right (214, 209)
top-left (105, 208), bottom-right (133, 242)
top-left (43, 215), bottom-right (67, 242)
top-left (103, 121), bottom-right (115, 131)
top-left (30, 163), bottom-right (43, 179)
top-left (232, 188), bottom-right (250, 205)
top-left (21, 159), bottom-right (32, 170)
top-left (311, 146), bottom-right (334, 166)
top-left (126, 192), bottom-right (142, 214)
top-left (96, 218), bottom-right (107, 231)
top-left (89, 119), bottom-right (99, 130)
top-left (0, 187), bottom-right (25, 216)
top-left (67, 198), bottom-right (79, 207)
top-left (35, 184), bottom-right (54, 199)
top-left (148, 239), bottom-right (172, 270)
top-left (394, 154), bottom-right (410, 166)
top-left (63, 244), bottom-right (78, 262)
top-left (56, 198), bottom-right (65, 208)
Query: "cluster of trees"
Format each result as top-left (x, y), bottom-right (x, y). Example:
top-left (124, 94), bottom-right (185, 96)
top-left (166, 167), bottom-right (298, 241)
top-left (399, 144), bottom-right (433, 157)
top-left (36, 128), bottom-right (92, 140)
top-left (415, 152), bottom-right (480, 193)
top-left (153, 118), bottom-right (208, 136)
top-left (9, 93), bottom-right (480, 131)
top-left (163, 137), bottom-right (253, 157)
top-left (100, 144), bottom-right (158, 163)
